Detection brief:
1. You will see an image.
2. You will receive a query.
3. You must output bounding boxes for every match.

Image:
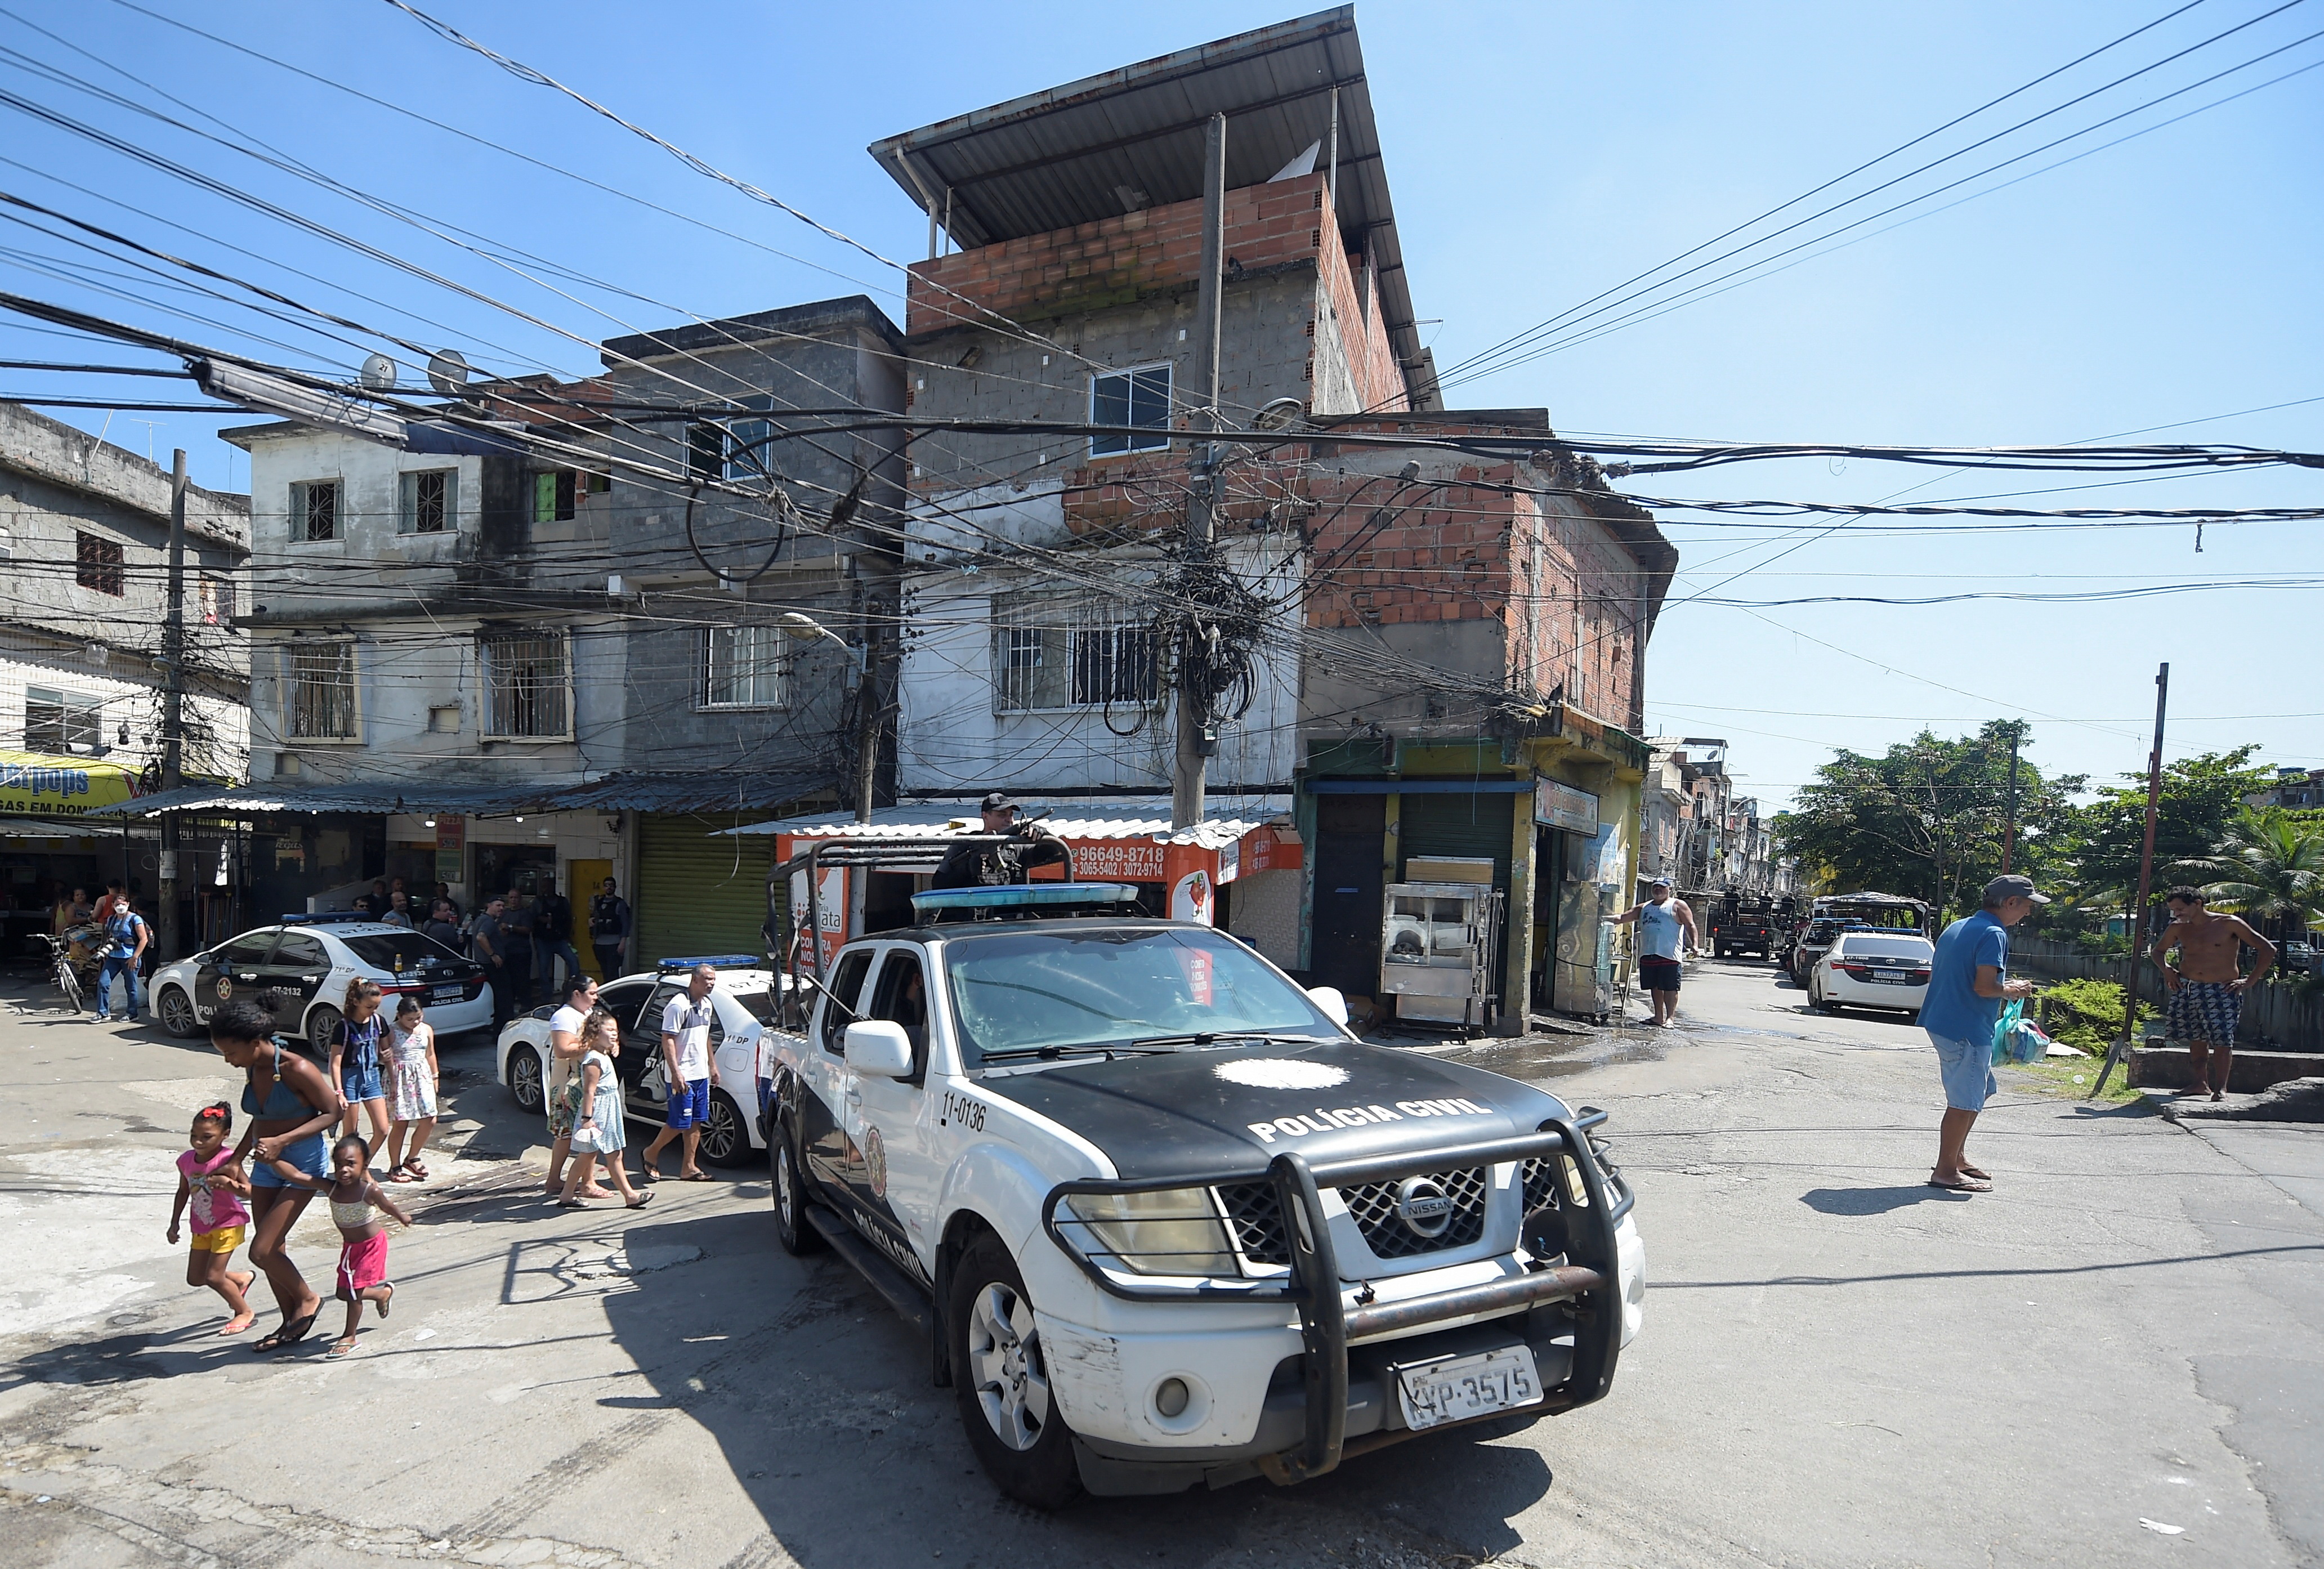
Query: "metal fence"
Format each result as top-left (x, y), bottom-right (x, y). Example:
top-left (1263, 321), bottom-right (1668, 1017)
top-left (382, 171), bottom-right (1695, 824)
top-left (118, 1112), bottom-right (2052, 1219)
top-left (2007, 935), bottom-right (2322, 1051)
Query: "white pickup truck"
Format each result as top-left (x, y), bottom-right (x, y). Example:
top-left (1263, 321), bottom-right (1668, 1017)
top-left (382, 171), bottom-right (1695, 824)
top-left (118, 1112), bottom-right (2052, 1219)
top-left (762, 882), bottom-right (1644, 1506)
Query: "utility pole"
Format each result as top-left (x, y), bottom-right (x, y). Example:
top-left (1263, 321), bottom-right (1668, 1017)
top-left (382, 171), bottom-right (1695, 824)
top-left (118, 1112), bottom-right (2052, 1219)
top-left (854, 619), bottom-right (880, 824)
top-left (157, 448), bottom-right (187, 960)
top-left (1172, 110), bottom-right (1226, 831)
top-left (2094, 664), bottom-right (2169, 1098)
top-left (2001, 721), bottom-right (2023, 874)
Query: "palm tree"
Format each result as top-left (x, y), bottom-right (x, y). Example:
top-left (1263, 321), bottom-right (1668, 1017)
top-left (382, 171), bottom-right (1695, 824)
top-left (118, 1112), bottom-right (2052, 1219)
top-left (2178, 810), bottom-right (2324, 938)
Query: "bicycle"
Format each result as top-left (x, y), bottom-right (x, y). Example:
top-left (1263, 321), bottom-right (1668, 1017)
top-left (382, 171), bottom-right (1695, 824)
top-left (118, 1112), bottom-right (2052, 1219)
top-left (40, 932), bottom-right (86, 1014)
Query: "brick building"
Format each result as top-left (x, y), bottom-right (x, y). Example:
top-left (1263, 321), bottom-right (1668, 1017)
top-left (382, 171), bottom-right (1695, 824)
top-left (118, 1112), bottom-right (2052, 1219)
top-left (873, 8), bottom-right (1678, 1026)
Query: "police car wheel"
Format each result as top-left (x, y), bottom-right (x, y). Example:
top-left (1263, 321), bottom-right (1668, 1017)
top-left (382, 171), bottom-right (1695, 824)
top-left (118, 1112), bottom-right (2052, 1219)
top-left (157, 986), bottom-right (200, 1038)
top-left (697, 1090), bottom-right (747, 1168)
top-left (305, 1003), bottom-right (343, 1050)
top-left (949, 1234), bottom-right (1080, 1509)
top-left (771, 1121), bottom-right (825, 1256)
top-left (508, 1047), bottom-right (544, 1113)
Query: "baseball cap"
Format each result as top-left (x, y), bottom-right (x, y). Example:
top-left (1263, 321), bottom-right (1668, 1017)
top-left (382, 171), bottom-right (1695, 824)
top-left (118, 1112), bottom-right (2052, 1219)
top-left (978, 791), bottom-right (1017, 812)
top-left (1650, 877), bottom-right (1672, 888)
top-left (1984, 874), bottom-right (2050, 905)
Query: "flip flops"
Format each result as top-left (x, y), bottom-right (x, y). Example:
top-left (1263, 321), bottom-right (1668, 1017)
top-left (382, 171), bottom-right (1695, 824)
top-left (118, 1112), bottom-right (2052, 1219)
top-left (254, 1310), bottom-right (317, 1352)
top-left (625, 1192), bottom-right (654, 1210)
top-left (324, 1336), bottom-right (359, 1360)
top-left (1926, 1175), bottom-right (1991, 1193)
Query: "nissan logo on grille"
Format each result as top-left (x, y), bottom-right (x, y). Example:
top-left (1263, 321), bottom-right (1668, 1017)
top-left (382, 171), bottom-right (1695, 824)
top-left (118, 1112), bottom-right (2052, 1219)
top-left (1394, 1176), bottom-right (1455, 1239)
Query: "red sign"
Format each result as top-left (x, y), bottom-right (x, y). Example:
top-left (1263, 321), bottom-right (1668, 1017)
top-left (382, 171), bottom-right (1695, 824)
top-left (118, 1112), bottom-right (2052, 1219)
top-left (1240, 827), bottom-right (1302, 874)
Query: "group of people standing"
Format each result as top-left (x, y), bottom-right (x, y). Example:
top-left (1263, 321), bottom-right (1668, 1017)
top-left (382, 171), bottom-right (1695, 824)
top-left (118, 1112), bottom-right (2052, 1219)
top-left (360, 871), bottom-right (631, 1030)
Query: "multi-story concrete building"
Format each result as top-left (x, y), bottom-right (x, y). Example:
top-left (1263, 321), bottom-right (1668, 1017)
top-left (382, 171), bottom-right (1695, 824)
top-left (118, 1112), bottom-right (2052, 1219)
top-left (870, 8), bottom-right (1677, 1027)
top-left (0, 401), bottom-right (248, 945)
top-left (126, 298), bottom-right (903, 963)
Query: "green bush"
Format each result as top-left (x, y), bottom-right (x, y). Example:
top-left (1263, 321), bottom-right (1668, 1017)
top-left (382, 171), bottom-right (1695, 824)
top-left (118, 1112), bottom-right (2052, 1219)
top-left (2037, 977), bottom-right (2154, 1054)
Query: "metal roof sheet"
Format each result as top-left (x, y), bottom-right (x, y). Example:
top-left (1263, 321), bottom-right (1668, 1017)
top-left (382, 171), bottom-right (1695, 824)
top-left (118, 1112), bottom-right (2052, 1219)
top-left (93, 772), bottom-right (835, 820)
top-left (725, 793), bottom-right (1292, 851)
top-left (867, 7), bottom-right (1436, 407)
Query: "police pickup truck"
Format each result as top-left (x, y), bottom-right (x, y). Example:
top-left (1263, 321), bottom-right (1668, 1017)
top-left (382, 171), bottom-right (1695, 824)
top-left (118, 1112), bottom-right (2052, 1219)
top-left (763, 880), bottom-right (1644, 1507)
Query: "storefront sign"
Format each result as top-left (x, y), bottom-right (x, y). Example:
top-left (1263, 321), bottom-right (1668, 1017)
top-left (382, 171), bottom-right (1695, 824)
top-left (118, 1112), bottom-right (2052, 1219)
top-left (788, 863), bottom-right (850, 975)
top-left (1534, 779), bottom-right (1599, 834)
top-left (435, 815), bottom-right (465, 884)
top-left (1239, 826), bottom-right (1302, 874)
top-left (0, 749), bottom-right (145, 817)
top-left (1216, 837), bottom-right (1240, 885)
top-left (1069, 840), bottom-right (1167, 881)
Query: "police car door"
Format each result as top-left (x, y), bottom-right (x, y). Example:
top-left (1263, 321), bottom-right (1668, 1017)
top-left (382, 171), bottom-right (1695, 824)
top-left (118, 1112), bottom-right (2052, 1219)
top-left (631, 979), bottom-right (692, 1118)
top-left (200, 928), bottom-right (281, 1015)
top-left (801, 948), bottom-right (874, 1199)
top-left (842, 949), bottom-right (941, 1259)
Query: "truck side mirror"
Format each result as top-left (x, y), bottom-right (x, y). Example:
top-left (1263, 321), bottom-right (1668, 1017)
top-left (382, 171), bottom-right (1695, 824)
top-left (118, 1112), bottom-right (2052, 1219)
top-left (843, 1020), bottom-right (914, 1079)
top-left (1305, 986), bottom-right (1350, 1027)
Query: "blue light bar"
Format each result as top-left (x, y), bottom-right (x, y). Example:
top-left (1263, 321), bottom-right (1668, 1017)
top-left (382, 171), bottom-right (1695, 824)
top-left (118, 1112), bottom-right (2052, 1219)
top-left (909, 882), bottom-right (1141, 914)
top-left (656, 953), bottom-right (765, 970)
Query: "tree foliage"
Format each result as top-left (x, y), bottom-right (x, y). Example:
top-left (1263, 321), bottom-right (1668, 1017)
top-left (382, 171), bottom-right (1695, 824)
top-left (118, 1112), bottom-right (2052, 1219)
top-left (2178, 808), bottom-right (2324, 935)
top-left (2049, 747), bottom-right (2275, 906)
top-left (1771, 722), bottom-right (2080, 921)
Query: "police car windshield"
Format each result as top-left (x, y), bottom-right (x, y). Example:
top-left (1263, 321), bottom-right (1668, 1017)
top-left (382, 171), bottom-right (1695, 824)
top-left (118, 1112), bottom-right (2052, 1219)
top-left (944, 927), bottom-right (1338, 1065)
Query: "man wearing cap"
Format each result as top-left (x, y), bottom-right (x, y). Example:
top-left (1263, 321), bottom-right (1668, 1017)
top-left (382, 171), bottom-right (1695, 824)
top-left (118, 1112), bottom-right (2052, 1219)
top-left (1615, 878), bottom-right (1697, 1026)
top-left (931, 793), bottom-right (1069, 890)
top-left (2149, 886), bottom-right (2273, 1102)
top-left (1918, 875), bottom-right (2045, 1192)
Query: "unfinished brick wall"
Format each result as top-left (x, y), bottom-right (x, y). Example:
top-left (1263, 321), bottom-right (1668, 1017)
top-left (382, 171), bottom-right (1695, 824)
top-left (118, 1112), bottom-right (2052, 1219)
top-left (906, 174), bottom-right (1340, 336)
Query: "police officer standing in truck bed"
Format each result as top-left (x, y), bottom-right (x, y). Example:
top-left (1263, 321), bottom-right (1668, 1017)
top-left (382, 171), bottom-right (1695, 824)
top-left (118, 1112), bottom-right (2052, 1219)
top-left (931, 792), bottom-right (1068, 889)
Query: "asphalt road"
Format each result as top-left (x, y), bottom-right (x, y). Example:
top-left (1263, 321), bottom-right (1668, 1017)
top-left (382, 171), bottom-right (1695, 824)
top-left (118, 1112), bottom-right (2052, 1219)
top-left (3, 956), bottom-right (2318, 1568)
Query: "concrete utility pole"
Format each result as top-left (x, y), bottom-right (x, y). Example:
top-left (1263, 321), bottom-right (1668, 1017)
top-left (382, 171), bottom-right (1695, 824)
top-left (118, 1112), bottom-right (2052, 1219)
top-left (157, 448), bottom-right (187, 960)
top-left (2094, 664), bottom-right (2169, 1098)
top-left (1172, 111), bottom-right (1227, 832)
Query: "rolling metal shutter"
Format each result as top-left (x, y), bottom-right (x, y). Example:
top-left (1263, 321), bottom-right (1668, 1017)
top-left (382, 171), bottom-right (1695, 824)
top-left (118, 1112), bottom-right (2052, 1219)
top-left (1396, 791), bottom-right (1514, 889)
top-left (635, 813), bottom-right (775, 967)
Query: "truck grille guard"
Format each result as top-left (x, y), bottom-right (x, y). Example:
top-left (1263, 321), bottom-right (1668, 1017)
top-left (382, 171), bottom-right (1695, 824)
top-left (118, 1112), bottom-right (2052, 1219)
top-left (1040, 1109), bottom-right (1632, 1485)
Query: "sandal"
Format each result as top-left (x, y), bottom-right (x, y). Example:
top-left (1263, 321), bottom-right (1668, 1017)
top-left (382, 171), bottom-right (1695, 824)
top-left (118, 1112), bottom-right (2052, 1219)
top-left (625, 1192), bottom-right (654, 1210)
top-left (388, 1166), bottom-right (418, 1184)
top-left (557, 1197), bottom-right (587, 1209)
top-left (677, 1170), bottom-right (712, 1182)
top-left (406, 1159), bottom-right (429, 1180)
top-left (254, 1311), bottom-right (317, 1352)
top-left (375, 1283), bottom-right (392, 1319)
top-left (1926, 1175), bottom-right (1991, 1193)
top-left (324, 1336), bottom-right (360, 1360)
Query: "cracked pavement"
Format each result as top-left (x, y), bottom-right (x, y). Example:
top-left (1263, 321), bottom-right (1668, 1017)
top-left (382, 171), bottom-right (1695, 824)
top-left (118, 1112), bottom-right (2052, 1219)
top-left (3, 959), bottom-right (2318, 1567)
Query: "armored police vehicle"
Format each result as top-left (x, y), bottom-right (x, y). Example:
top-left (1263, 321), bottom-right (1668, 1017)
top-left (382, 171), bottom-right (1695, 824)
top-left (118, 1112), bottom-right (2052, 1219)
top-left (763, 877), bottom-right (1644, 1506)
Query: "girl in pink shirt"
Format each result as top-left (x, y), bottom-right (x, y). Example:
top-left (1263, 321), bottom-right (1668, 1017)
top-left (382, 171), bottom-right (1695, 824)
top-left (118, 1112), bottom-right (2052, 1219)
top-left (168, 1102), bottom-right (257, 1334)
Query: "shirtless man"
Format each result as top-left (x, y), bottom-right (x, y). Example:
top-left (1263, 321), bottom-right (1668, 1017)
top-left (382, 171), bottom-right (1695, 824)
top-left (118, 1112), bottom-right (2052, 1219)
top-left (2150, 887), bottom-right (2274, 1102)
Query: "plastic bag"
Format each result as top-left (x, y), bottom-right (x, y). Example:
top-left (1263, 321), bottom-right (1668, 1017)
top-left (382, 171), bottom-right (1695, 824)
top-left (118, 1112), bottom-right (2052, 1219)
top-left (1990, 1000), bottom-right (2025, 1066)
top-left (2004, 1017), bottom-right (2052, 1065)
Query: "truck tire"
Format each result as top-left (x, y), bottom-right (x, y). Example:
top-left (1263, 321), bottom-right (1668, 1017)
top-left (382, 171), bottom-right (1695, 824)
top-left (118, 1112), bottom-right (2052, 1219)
top-left (949, 1233), bottom-right (1080, 1509)
top-left (771, 1117), bottom-right (826, 1257)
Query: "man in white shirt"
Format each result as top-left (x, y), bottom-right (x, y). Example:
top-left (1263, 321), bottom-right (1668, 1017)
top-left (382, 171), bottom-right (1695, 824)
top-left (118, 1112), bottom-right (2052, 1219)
top-left (640, 964), bottom-right (717, 1183)
top-left (543, 975), bottom-right (606, 1197)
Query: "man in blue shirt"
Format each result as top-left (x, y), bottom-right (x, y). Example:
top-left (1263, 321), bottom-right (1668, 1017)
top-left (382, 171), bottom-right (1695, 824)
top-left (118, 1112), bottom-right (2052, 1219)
top-left (1920, 874), bottom-right (2044, 1192)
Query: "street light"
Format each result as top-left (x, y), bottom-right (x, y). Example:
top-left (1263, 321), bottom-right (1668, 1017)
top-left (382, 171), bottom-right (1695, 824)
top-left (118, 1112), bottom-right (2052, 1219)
top-left (776, 612), bottom-right (864, 676)
top-left (777, 613), bottom-right (876, 824)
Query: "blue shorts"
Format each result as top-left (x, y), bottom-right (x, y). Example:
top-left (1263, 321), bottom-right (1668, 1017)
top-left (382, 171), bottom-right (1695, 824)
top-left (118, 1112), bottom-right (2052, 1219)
top-left (250, 1132), bottom-right (329, 1189)
top-left (666, 1079), bottom-right (712, 1130)
top-left (1928, 1031), bottom-right (1996, 1113)
top-left (343, 1061), bottom-right (384, 1103)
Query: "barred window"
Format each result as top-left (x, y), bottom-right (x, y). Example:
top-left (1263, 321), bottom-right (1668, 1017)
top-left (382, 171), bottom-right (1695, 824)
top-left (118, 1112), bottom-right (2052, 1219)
top-left (400, 470), bottom-right (456, 534)
top-left (993, 598), bottom-right (1159, 712)
top-left (702, 624), bottom-right (788, 709)
top-left (285, 642), bottom-right (357, 739)
top-left (289, 480), bottom-right (338, 542)
top-left (74, 530), bottom-right (124, 595)
top-left (480, 630), bottom-right (571, 739)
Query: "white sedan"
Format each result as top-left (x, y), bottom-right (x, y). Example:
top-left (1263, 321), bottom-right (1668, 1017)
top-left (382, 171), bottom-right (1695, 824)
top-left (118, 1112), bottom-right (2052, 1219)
top-left (151, 915), bottom-right (494, 1045)
top-left (494, 962), bottom-right (785, 1167)
top-left (1808, 931), bottom-right (1936, 1017)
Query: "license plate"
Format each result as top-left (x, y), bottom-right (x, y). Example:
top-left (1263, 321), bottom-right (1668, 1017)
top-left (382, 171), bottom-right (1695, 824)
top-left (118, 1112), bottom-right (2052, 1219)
top-left (432, 985), bottom-right (464, 1003)
top-left (1873, 969), bottom-right (1906, 982)
top-left (1394, 1345), bottom-right (1543, 1431)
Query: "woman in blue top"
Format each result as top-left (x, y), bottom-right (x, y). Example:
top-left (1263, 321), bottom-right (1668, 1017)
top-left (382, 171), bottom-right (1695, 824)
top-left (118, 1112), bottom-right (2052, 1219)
top-left (93, 899), bottom-right (150, 1022)
top-left (214, 994), bottom-right (336, 1349)
top-left (330, 979), bottom-right (391, 1166)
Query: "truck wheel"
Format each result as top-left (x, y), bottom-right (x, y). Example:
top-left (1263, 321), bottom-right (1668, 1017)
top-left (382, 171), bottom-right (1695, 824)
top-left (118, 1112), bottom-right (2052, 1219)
top-left (772, 1119), bottom-right (826, 1257)
top-left (950, 1233), bottom-right (1080, 1509)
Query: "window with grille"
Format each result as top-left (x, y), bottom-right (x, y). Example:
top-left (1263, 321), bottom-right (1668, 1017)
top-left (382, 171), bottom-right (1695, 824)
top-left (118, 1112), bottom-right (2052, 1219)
top-left (993, 598), bottom-right (1159, 712)
top-left (74, 531), bottom-right (124, 595)
top-left (480, 630), bottom-right (571, 739)
top-left (284, 642), bottom-right (357, 740)
top-left (199, 575), bottom-right (235, 625)
top-left (289, 480), bottom-right (338, 542)
top-left (400, 470), bottom-right (456, 534)
top-left (1089, 365), bottom-right (1172, 456)
top-left (25, 686), bottom-right (103, 754)
top-left (701, 624), bottom-right (788, 709)
top-left (531, 470), bottom-right (577, 524)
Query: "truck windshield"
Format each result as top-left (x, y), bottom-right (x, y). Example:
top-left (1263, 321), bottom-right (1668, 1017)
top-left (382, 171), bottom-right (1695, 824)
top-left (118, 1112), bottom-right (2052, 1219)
top-left (942, 927), bottom-right (1339, 1064)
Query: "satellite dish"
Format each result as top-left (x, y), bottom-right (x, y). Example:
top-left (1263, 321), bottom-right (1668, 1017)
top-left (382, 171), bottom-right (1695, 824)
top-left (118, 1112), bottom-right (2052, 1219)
top-left (359, 353), bottom-right (397, 390)
top-left (425, 349), bottom-right (471, 397)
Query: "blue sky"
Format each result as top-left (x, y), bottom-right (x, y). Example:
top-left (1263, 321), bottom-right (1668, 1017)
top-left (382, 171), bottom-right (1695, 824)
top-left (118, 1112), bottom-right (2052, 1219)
top-left (4, 1), bottom-right (2318, 811)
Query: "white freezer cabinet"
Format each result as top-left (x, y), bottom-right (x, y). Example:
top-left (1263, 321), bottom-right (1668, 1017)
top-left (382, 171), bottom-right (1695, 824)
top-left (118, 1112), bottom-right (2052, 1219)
top-left (1380, 880), bottom-right (1504, 1029)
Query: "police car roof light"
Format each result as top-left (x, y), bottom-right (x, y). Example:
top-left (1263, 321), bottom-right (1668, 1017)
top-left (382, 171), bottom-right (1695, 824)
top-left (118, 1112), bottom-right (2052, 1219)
top-left (909, 882), bottom-right (1141, 917)
top-left (655, 953), bottom-right (762, 971)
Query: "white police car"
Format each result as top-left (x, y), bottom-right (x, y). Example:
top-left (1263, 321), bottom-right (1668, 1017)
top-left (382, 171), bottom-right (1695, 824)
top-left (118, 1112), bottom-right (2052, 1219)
top-left (150, 913), bottom-right (494, 1045)
top-left (494, 956), bottom-right (781, 1167)
top-left (765, 883), bottom-right (1645, 1507)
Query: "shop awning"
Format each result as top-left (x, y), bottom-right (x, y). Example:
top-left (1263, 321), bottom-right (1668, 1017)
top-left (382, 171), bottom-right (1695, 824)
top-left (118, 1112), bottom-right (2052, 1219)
top-left (0, 816), bottom-right (98, 838)
top-left (0, 748), bottom-right (154, 818)
top-left (719, 793), bottom-right (1291, 850)
top-left (88, 771), bottom-right (835, 821)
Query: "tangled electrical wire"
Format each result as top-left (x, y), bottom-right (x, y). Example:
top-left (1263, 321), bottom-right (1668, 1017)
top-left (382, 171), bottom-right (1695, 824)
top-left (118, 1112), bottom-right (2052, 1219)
top-left (1144, 551), bottom-right (1267, 746)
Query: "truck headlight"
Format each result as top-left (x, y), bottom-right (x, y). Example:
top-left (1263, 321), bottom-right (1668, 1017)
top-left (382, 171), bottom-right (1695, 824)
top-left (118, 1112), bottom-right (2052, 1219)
top-left (1060, 1188), bottom-right (1237, 1276)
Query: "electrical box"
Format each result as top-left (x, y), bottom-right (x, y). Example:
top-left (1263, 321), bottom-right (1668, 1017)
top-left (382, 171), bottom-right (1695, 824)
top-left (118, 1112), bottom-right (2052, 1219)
top-left (1380, 880), bottom-right (1503, 1030)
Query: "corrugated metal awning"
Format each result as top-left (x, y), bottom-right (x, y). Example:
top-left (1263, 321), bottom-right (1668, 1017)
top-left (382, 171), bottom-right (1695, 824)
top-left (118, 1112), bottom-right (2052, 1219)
top-left (720, 793), bottom-right (1291, 852)
top-left (866, 6), bottom-right (1435, 408)
top-left (91, 772), bottom-right (835, 820)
